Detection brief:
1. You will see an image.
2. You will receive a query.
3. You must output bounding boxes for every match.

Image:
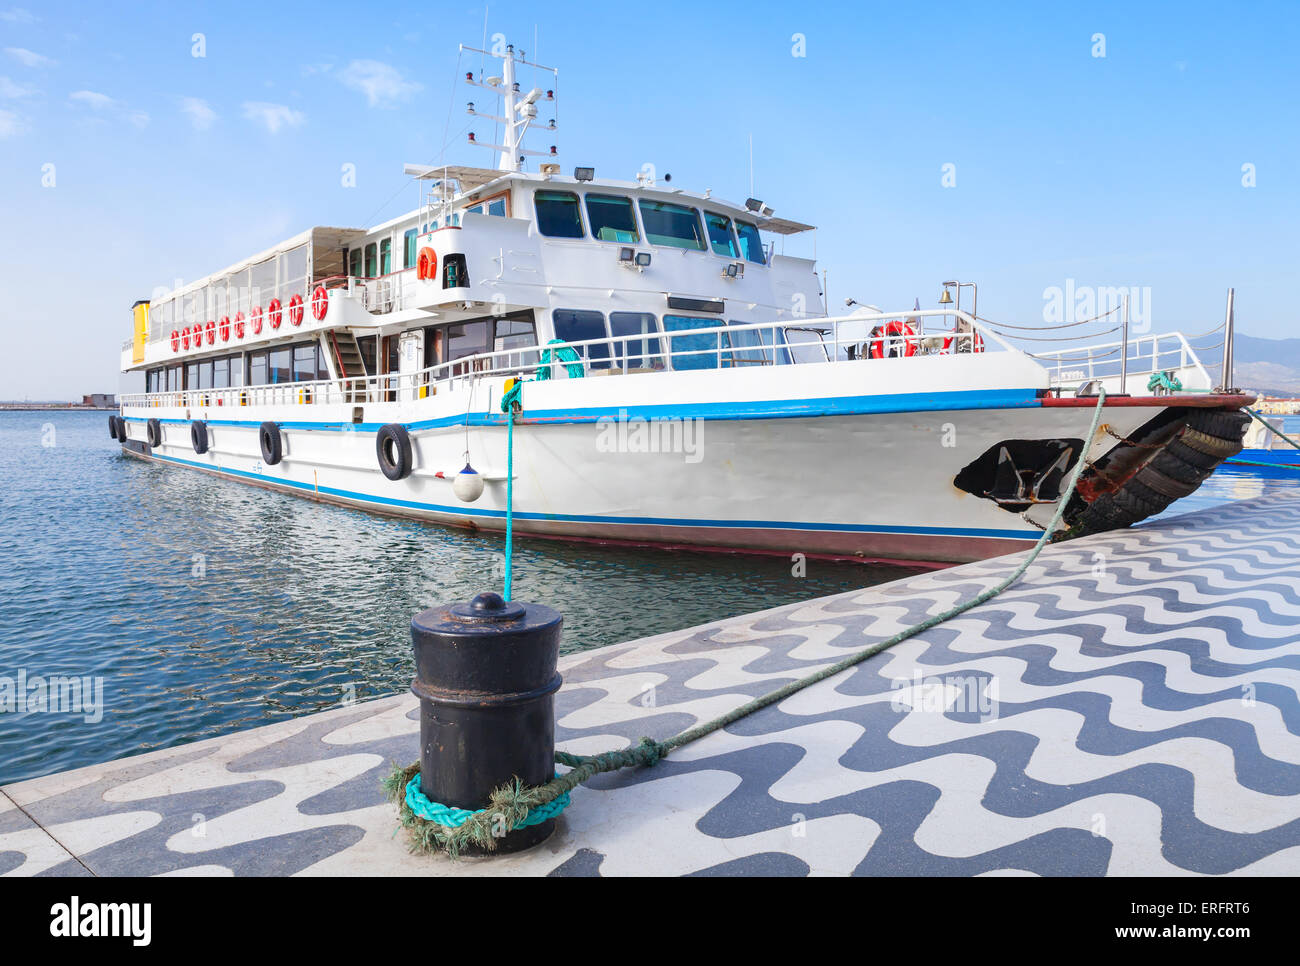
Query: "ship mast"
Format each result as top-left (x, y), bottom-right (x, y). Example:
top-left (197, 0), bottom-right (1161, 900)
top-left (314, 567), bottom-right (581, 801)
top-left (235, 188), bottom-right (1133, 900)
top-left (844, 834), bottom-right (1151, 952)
top-left (462, 42), bottom-right (558, 173)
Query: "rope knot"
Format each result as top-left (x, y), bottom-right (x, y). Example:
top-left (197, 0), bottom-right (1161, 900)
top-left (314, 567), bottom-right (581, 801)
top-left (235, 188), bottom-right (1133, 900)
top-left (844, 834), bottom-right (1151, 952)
top-left (636, 736), bottom-right (664, 767)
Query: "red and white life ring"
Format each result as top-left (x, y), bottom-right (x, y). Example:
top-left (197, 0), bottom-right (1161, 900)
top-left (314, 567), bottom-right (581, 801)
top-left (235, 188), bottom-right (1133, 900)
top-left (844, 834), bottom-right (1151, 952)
top-left (268, 298), bottom-right (282, 329)
top-left (417, 247), bottom-right (437, 281)
top-left (233, 311), bottom-right (246, 340)
top-left (204, 319), bottom-right (216, 345)
top-left (218, 315), bottom-right (231, 342)
top-left (868, 320), bottom-right (918, 359)
top-left (288, 294), bottom-right (304, 327)
top-left (311, 286), bottom-right (329, 321)
top-left (170, 329), bottom-right (180, 352)
top-left (180, 326), bottom-right (191, 350)
top-left (942, 330), bottom-right (986, 354)
top-left (250, 305), bottom-right (264, 335)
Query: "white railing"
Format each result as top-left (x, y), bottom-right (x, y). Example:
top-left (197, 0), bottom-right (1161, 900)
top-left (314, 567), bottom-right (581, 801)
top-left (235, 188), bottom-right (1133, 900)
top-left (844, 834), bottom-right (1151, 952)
top-left (120, 310), bottom-right (1005, 410)
top-left (1035, 332), bottom-right (1206, 388)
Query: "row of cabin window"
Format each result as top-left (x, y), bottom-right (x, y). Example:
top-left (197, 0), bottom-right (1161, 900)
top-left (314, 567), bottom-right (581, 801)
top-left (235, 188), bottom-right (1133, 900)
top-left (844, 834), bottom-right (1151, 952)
top-left (145, 341), bottom-right (330, 392)
top-left (551, 310), bottom-right (823, 371)
top-left (535, 192), bottom-right (767, 265)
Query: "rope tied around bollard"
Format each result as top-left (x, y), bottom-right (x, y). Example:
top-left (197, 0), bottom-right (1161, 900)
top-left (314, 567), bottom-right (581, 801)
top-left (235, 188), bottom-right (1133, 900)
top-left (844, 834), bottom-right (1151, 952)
top-left (388, 389), bottom-right (1114, 858)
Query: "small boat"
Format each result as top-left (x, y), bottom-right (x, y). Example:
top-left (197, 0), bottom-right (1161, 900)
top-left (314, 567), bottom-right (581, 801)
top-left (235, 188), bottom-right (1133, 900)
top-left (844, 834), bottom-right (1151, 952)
top-left (1229, 415), bottom-right (1300, 469)
top-left (113, 42), bottom-right (1255, 566)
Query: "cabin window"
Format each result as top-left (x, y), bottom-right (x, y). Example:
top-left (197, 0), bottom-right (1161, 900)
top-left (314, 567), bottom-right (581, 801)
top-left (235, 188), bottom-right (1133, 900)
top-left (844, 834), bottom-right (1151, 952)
top-left (585, 194), bottom-right (639, 243)
top-left (212, 357), bottom-right (230, 389)
top-left (292, 342), bottom-right (327, 381)
top-left (229, 355), bottom-right (245, 387)
top-left (534, 190), bottom-right (584, 238)
top-left (270, 347), bottom-right (292, 384)
top-left (445, 320), bottom-right (491, 363)
top-left (146, 369), bottom-right (159, 393)
top-left (493, 316), bottom-right (539, 369)
top-left (357, 335), bottom-right (377, 376)
top-left (726, 321), bottom-right (779, 366)
top-left (364, 243), bottom-right (378, 278)
top-left (248, 351), bottom-right (268, 386)
top-left (705, 212), bottom-right (739, 258)
top-left (782, 327), bottom-right (830, 364)
top-left (349, 249), bottom-right (363, 277)
top-left (197, 360), bottom-right (214, 390)
top-left (167, 366), bottom-right (182, 391)
top-left (552, 309), bottom-right (611, 368)
top-left (380, 238), bottom-right (392, 275)
top-left (403, 229), bottom-right (418, 268)
top-left (638, 200), bottom-right (705, 250)
top-left (735, 220), bottom-right (766, 265)
top-left (663, 315), bottom-right (728, 370)
top-left (185, 362), bottom-right (199, 390)
top-left (609, 312), bottom-right (661, 370)
top-left (466, 195), bottom-right (508, 217)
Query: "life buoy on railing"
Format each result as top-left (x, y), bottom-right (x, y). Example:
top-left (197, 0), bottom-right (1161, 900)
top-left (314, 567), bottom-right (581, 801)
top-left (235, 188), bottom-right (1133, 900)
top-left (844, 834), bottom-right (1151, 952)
top-left (233, 311), bottom-right (246, 340)
top-left (868, 320), bottom-right (918, 359)
top-left (219, 316), bottom-right (231, 342)
top-left (417, 247), bottom-right (437, 281)
top-left (942, 330), bottom-right (986, 354)
top-left (268, 298), bottom-right (282, 329)
top-left (204, 319), bottom-right (216, 346)
top-left (250, 305), bottom-right (263, 335)
top-left (170, 329), bottom-right (180, 352)
top-left (180, 326), bottom-right (191, 350)
top-left (311, 286), bottom-right (329, 321)
top-left (288, 294), bottom-right (304, 327)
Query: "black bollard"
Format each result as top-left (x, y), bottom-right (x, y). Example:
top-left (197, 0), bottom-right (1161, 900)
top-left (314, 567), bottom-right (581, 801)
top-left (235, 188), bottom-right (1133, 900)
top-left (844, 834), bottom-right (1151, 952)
top-left (410, 591), bottom-right (563, 853)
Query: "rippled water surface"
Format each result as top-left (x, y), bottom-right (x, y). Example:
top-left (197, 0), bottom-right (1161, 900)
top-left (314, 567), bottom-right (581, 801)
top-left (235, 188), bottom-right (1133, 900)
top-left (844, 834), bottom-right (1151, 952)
top-left (0, 411), bottom-right (925, 784)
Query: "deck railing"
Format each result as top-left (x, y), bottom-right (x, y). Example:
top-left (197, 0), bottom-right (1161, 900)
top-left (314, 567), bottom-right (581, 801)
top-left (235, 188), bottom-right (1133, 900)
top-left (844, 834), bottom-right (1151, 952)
top-left (1035, 332), bottom-right (1208, 389)
top-left (120, 310), bottom-right (1007, 410)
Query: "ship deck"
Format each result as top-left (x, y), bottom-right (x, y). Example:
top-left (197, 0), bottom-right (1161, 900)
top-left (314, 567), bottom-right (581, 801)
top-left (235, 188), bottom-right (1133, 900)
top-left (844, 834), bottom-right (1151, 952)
top-left (4, 492), bottom-right (1300, 876)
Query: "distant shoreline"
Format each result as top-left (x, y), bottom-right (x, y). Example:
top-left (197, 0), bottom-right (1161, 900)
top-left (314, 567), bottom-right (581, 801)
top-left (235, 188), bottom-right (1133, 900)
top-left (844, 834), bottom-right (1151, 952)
top-left (0, 405), bottom-right (117, 412)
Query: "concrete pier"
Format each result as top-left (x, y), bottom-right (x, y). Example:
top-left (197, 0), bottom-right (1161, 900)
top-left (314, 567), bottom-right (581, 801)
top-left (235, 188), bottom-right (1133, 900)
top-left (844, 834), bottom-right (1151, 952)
top-left (4, 493), bottom-right (1300, 876)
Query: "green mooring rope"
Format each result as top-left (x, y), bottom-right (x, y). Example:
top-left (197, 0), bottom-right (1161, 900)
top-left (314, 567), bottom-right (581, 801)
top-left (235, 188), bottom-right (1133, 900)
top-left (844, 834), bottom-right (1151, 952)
top-left (387, 388), bottom-right (1113, 857)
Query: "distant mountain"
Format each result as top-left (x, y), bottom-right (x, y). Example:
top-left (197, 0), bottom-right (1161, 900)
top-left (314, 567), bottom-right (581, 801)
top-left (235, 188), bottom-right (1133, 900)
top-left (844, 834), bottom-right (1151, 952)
top-left (1229, 334), bottom-right (1300, 396)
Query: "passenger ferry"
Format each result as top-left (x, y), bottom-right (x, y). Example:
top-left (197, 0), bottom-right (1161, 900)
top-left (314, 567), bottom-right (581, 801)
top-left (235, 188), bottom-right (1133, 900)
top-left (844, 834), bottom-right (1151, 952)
top-left (115, 43), bottom-right (1253, 566)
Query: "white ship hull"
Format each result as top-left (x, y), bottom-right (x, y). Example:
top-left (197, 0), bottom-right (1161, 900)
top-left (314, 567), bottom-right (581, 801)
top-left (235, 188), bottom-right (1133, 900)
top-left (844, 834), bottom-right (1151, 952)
top-left (119, 347), bottom-right (1243, 565)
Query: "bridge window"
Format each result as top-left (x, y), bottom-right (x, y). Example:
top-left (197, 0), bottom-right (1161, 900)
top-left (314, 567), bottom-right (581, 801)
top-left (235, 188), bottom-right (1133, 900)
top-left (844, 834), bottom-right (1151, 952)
top-left (704, 212), bottom-right (739, 257)
top-left (403, 229), bottom-right (418, 268)
top-left (638, 200), bottom-right (705, 250)
top-left (534, 190), bottom-right (585, 238)
top-left (609, 312), bottom-right (661, 369)
top-left (735, 220), bottom-right (766, 265)
top-left (664, 315), bottom-right (727, 369)
top-left (585, 194), bottom-right (639, 243)
top-left (552, 309), bottom-right (611, 368)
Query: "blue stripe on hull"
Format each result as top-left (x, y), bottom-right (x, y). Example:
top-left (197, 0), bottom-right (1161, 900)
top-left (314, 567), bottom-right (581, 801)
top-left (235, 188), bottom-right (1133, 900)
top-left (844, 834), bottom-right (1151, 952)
top-left (125, 387), bottom-right (1043, 434)
top-left (143, 450), bottom-right (1041, 542)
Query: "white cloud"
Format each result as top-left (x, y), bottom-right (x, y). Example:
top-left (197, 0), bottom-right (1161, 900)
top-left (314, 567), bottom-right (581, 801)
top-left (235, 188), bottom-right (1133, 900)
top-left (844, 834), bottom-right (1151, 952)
top-left (0, 8), bottom-right (37, 23)
top-left (0, 108), bottom-right (22, 137)
top-left (0, 75), bottom-right (37, 98)
top-left (127, 110), bottom-right (149, 128)
top-left (181, 97), bottom-right (216, 130)
top-left (4, 46), bottom-right (54, 68)
top-left (69, 89), bottom-right (114, 110)
top-left (242, 101), bottom-right (304, 134)
top-left (339, 59), bottom-right (421, 107)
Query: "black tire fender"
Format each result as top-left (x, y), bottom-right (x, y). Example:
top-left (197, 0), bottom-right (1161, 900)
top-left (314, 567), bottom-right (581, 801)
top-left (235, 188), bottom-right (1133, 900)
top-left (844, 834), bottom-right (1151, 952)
top-left (191, 420), bottom-right (209, 455)
top-left (259, 421), bottom-right (284, 465)
top-left (109, 414), bottom-right (121, 441)
top-left (376, 424), bottom-right (413, 481)
top-left (146, 418), bottom-right (162, 448)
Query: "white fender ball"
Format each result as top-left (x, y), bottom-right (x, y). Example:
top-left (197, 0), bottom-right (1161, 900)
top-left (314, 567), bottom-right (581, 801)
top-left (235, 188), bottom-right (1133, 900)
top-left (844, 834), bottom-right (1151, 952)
top-left (453, 463), bottom-right (485, 503)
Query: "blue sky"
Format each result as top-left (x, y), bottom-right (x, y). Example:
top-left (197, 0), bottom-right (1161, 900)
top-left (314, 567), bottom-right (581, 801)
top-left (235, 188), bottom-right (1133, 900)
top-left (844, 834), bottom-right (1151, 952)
top-left (1, 0), bottom-right (1296, 398)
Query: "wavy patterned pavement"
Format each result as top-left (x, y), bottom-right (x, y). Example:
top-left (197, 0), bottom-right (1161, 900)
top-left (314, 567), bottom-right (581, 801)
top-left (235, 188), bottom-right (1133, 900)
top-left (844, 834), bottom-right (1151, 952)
top-left (4, 493), bottom-right (1300, 876)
